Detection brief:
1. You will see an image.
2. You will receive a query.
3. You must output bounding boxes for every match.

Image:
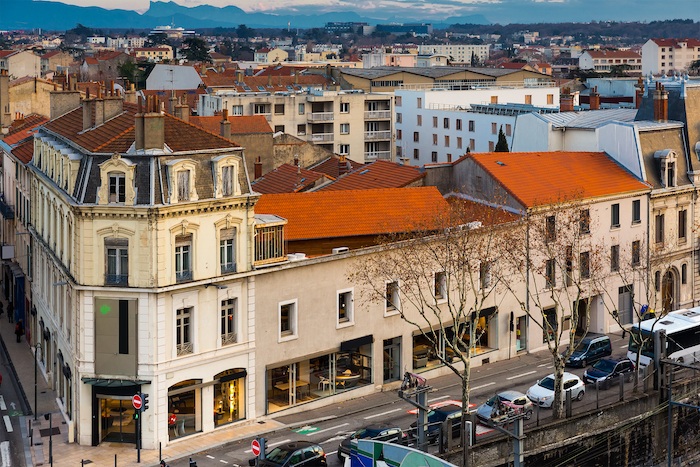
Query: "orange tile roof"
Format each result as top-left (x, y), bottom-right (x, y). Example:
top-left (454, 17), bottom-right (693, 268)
top-left (188, 115), bottom-right (272, 135)
top-left (3, 113), bottom-right (48, 145)
top-left (318, 160), bottom-right (424, 191)
top-left (468, 151), bottom-right (649, 208)
top-left (254, 186), bottom-right (449, 240)
top-left (252, 163), bottom-right (327, 194)
top-left (585, 49), bottom-right (641, 59)
top-left (651, 38), bottom-right (700, 48)
top-left (141, 88), bottom-right (205, 114)
top-left (308, 156), bottom-right (364, 179)
top-left (11, 139), bottom-right (34, 164)
top-left (255, 65), bottom-right (306, 77)
top-left (201, 73), bottom-right (329, 90)
top-left (43, 101), bottom-right (235, 154)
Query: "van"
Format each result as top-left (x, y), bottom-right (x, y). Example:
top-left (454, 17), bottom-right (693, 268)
top-left (565, 334), bottom-right (612, 368)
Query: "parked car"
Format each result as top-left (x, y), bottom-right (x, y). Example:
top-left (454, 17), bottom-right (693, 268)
top-left (526, 372), bottom-right (585, 408)
top-left (337, 424), bottom-right (404, 460)
top-left (248, 441), bottom-right (327, 467)
top-left (583, 358), bottom-right (634, 389)
top-left (409, 403), bottom-right (462, 444)
top-left (565, 334), bottom-right (612, 368)
top-left (476, 390), bottom-right (534, 425)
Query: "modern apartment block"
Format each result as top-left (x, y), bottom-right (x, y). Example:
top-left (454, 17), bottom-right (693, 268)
top-left (199, 89), bottom-right (394, 163)
top-left (417, 44), bottom-right (491, 64)
top-left (394, 83), bottom-right (559, 165)
top-left (578, 49), bottom-right (642, 74)
top-left (642, 38), bottom-right (700, 75)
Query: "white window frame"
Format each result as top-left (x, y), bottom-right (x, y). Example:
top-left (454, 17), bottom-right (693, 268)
top-left (340, 123), bottom-right (350, 134)
top-left (340, 102), bottom-right (349, 113)
top-left (337, 288), bottom-right (354, 328)
top-left (434, 271), bottom-right (447, 303)
top-left (278, 299), bottom-right (298, 342)
top-left (219, 227), bottom-right (237, 273)
top-left (384, 280), bottom-right (400, 316)
top-left (220, 297), bottom-right (238, 346)
top-left (176, 306), bottom-right (193, 356)
top-left (108, 172), bottom-right (126, 203)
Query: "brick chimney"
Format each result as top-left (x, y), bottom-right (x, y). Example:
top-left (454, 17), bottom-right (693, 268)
top-left (0, 69), bottom-right (11, 129)
top-left (634, 77), bottom-right (645, 110)
top-left (589, 86), bottom-right (600, 110)
top-left (653, 81), bottom-right (668, 121)
top-left (169, 90), bottom-right (177, 114)
top-left (124, 82), bottom-right (137, 105)
top-left (220, 108), bottom-right (231, 139)
top-left (135, 95), bottom-right (165, 151)
top-left (254, 156), bottom-right (262, 179)
top-left (560, 87), bottom-right (574, 112)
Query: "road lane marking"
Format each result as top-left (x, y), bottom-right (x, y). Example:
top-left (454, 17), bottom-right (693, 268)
top-left (307, 423), bottom-right (349, 436)
top-left (245, 439), bottom-right (291, 453)
top-left (506, 370), bottom-right (537, 380)
top-left (3, 415), bottom-right (12, 433)
top-left (207, 455), bottom-right (216, 459)
top-left (621, 344), bottom-right (628, 349)
top-left (0, 396), bottom-right (5, 411)
top-left (471, 382), bottom-right (495, 391)
top-left (428, 395), bottom-right (449, 403)
top-left (1, 441), bottom-right (9, 466)
top-left (364, 408), bottom-right (402, 420)
top-left (220, 461), bottom-right (229, 464)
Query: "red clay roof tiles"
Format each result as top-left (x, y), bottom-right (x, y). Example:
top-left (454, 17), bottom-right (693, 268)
top-left (252, 163), bottom-right (327, 194)
top-left (189, 115), bottom-right (272, 135)
top-left (254, 186), bottom-right (449, 240)
top-left (318, 160), bottom-right (424, 191)
top-left (469, 151), bottom-right (649, 208)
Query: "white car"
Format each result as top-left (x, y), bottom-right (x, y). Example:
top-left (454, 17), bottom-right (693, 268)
top-left (526, 372), bottom-right (585, 408)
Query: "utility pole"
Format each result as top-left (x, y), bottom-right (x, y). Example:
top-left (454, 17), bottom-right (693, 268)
top-left (397, 372), bottom-right (431, 450)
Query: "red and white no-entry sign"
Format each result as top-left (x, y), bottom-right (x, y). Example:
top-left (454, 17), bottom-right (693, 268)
top-left (132, 393), bottom-right (143, 410)
top-left (251, 439), bottom-right (261, 457)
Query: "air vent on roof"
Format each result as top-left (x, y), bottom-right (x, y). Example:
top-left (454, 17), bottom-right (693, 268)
top-left (496, 161), bottom-right (506, 166)
top-left (332, 247), bottom-right (350, 254)
top-left (359, 169), bottom-right (370, 175)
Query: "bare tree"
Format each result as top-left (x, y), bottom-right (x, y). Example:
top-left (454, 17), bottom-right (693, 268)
top-left (497, 194), bottom-right (609, 419)
top-left (349, 199), bottom-right (516, 463)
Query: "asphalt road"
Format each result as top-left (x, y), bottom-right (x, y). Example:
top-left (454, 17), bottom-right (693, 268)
top-left (0, 338), bottom-right (29, 467)
top-left (167, 334), bottom-right (634, 467)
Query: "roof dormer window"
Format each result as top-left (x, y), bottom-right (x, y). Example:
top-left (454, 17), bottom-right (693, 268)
top-left (654, 149), bottom-right (677, 188)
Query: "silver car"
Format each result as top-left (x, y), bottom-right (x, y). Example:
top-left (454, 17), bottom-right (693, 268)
top-left (476, 390), bottom-right (534, 425)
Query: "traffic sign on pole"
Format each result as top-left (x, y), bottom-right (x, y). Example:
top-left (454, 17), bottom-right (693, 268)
top-left (132, 393), bottom-right (143, 410)
top-left (251, 439), bottom-right (261, 457)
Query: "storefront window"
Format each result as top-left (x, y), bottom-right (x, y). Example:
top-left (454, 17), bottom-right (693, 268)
top-left (99, 396), bottom-right (136, 443)
top-left (168, 379), bottom-right (201, 440)
top-left (213, 369), bottom-right (246, 427)
top-left (267, 345), bottom-right (372, 414)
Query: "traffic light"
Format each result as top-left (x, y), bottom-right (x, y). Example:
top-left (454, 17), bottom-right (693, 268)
top-left (133, 412), bottom-right (139, 420)
top-left (142, 393), bottom-right (149, 412)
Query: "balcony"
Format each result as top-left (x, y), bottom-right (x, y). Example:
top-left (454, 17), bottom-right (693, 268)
top-left (221, 263), bottom-right (237, 274)
top-left (310, 132), bottom-right (334, 142)
top-left (176, 270), bottom-right (193, 282)
top-left (364, 151), bottom-right (392, 161)
top-left (0, 197), bottom-right (14, 219)
top-left (177, 342), bottom-right (193, 356)
top-left (308, 112), bottom-right (334, 122)
top-left (365, 130), bottom-right (392, 141)
top-left (104, 274), bottom-right (128, 286)
top-left (221, 332), bottom-right (238, 346)
top-left (364, 110), bottom-right (391, 120)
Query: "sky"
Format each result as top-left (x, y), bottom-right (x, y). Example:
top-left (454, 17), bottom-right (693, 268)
top-left (42, 0), bottom-right (700, 22)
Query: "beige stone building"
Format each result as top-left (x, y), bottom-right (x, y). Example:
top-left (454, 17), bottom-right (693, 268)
top-left (0, 49), bottom-right (42, 79)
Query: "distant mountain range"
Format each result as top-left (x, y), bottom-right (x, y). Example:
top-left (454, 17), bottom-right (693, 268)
top-left (0, 0), bottom-right (490, 31)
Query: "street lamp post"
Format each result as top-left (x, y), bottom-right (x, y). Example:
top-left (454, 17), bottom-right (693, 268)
top-left (34, 342), bottom-right (41, 421)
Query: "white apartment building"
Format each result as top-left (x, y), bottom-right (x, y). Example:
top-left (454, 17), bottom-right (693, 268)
top-left (642, 38), bottom-right (700, 75)
top-left (578, 49), bottom-right (642, 74)
top-left (199, 89), bottom-right (393, 163)
top-left (417, 44), bottom-right (491, 64)
top-left (395, 83), bottom-right (559, 166)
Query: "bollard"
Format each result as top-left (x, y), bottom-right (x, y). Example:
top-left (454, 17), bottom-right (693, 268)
top-left (189, 457), bottom-right (198, 467)
top-left (115, 454), bottom-right (117, 466)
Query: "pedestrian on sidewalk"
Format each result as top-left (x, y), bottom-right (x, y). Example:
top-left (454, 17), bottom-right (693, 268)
top-left (160, 460), bottom-right (170, 467)
top-left (7, 301), bottom-right (13, 323)
top-left (15, 319), bottom-right (24, 343)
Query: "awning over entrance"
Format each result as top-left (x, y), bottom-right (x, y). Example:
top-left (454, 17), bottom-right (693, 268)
top-left (340, 334), bottom-right (373, 351)
top-left (81, 378), bottom-right (151, 387)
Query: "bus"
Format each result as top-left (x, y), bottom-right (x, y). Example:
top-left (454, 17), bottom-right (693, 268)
top-left (627, 307), bottom-right (700, 369)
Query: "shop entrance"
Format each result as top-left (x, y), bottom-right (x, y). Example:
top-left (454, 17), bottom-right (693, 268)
top-left (98, 395), bottom-right (136, 443)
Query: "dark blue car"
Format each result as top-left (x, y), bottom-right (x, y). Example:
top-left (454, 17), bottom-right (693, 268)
top-left (409, 403), bottom-right (462, 444)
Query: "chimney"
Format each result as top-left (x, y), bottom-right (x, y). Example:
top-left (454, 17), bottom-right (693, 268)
top-left (293, 156), bottom-right (299, 166)
top-left (0, 69), bottom-right (11, 129)
top-left (174, 95), bottom-right (190, 122)
top-left (124, 83), bottom-right (137, 105)
top-left (294, 70), bottom-right (299, 85)
top-left (134, 96), bottom-right (145, 150)
top-left (559, 87), bottom-right (574, 112)
top-left (169, 90), bottom-right (177, 114)
top-left (220, 108), bottom-right (231, 139)
top-left (653, 81), bottom-right (668, 122)
top-left (589, 86), bottom-right (600, 110)
top-left (268, 74), bottom-right (272, 87)
top-left (82, 93), bottom-right (94, 131)
top-left (254, 156), bottom-right (262, 179)
top-left (49, 84), bottom-right (82, 120)
top-left (235, 69), bottom-right (243, 83)
top-left (338, 154), bottom-right (349, 176)
top-left (143, 95), bottom-right (165, 150)
top-left (634, 77), bottom-right (645, 109)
